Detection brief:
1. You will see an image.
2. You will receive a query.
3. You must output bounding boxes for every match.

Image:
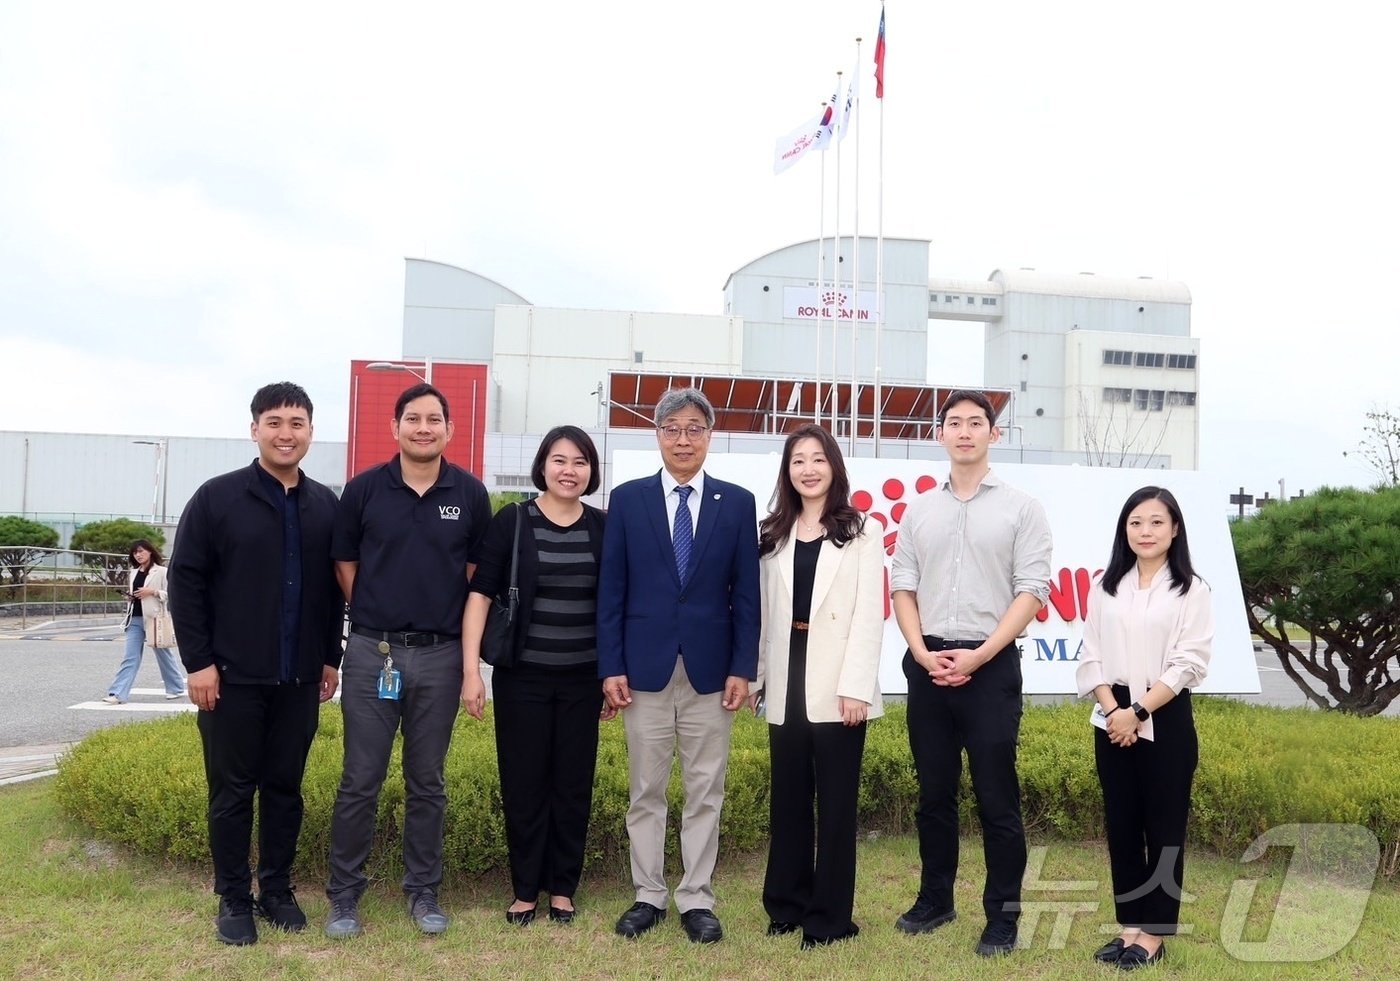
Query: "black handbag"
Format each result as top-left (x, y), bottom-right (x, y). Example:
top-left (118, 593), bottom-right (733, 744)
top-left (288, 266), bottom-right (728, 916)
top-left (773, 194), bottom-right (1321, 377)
top-left (480, 503), bottom-right (523, 668)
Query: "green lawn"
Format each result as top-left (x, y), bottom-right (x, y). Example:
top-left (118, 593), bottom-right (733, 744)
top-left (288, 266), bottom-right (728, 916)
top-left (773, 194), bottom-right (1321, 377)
top-left (2, 778), bottom-right (1396, 979)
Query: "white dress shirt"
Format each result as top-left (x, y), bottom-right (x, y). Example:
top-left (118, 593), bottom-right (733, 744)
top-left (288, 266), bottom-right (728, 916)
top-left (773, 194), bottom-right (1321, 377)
top-left (660, 468), bottom-right (705, 539)
top-left (1076, 563), bottom-right (1213, 741)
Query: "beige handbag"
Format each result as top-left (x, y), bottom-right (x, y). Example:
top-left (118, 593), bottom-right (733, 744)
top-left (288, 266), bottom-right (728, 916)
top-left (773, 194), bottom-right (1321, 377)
top-left (145, 603), bottom-right (178, 650)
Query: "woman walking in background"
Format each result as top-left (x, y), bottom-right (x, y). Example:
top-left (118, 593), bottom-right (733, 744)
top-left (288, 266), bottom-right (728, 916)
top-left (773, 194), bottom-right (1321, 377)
top-left (104, 539), bottom-right (186, 703)
top-left (461, 426), bottom-right (609, 926)
top-left (1077, 486), bottom-right (1212, 971)
top-left (754, 424), bottom-right (884, 949)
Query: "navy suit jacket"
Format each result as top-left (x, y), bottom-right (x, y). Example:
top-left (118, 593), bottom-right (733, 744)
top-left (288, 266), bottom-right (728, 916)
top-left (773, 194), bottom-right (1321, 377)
top-left (596, 471), bottom-right (761, 694)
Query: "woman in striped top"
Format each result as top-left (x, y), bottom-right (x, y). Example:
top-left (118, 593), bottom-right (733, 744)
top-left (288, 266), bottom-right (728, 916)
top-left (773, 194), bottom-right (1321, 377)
top-left (462, 425), bottom-right (608, 926)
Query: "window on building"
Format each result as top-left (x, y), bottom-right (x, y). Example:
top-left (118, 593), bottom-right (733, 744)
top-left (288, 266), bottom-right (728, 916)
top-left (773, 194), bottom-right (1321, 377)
top-left (1167, 391), bottom-right (1197, 407)
top-left (981, 296), bottom-right (997, 306)
top-left (1149, 390), bottom-right (1165, 411)
top-left (1167, 353), bottom-right (1197, 369)
top-left (1134, 351), bottom-right (1165, 368)
top-left (967, 296), bottom-right (975, 304)
top-left (1102, 349), bottom-right (1133, 366)
top-left (946, 295), bottom-right (958, 303)
top-left (1104, 387), bottom-right (1132, 403)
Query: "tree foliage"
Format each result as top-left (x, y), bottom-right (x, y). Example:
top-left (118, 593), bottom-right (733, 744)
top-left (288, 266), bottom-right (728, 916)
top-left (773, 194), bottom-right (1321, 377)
top-left (68, 519), bottom-right (165, 585)
top-left (1355, 406), bottom-right (1400, 487)
top-left (1231, 486), bottom-right (1400, 715)
top-left (0, 516), bottom-right (60, 585)
top-left (1075, 390), bottom-right (1175, 467)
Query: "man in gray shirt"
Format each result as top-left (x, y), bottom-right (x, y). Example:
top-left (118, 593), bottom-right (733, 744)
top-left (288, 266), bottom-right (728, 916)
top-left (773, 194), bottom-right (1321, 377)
top-left (889, 389), bottom-right (1052, 957)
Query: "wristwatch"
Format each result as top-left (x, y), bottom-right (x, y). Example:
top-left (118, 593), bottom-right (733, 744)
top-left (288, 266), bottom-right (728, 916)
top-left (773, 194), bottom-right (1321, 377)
top-left (1130, 701), bottom-right (1150, 722)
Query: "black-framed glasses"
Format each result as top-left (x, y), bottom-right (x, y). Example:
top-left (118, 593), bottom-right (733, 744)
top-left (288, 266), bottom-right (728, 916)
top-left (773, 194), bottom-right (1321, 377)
top-left (658, 424), bottom-right (710, 442)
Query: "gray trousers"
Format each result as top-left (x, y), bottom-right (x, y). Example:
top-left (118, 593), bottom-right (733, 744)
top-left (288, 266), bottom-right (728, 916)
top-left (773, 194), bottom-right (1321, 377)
top-left (327, 632), bottom-right (463, 900)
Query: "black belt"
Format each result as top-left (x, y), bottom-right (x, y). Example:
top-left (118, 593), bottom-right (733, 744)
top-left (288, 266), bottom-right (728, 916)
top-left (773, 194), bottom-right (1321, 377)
top-left (351, 624), bottom-right (457, 648)
top-left (923, 635), bottom-right (986, 650)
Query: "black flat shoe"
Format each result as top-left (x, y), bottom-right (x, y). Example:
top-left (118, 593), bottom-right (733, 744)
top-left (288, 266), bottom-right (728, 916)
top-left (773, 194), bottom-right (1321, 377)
top-left (680, 908), bottom-right (723, 944)
top-left (505, 906), bottom-right (536, 926)
top-left (1116, 941), bottom-right (1165, 970)
top-left (767, 920), bottom-right (800, 936)
top-left (801, 923), bottom-right (860, 949)
top-left (548, 905), bottom-right (575, 924)
top-left (1093, 937), bottom-right (1126, 963)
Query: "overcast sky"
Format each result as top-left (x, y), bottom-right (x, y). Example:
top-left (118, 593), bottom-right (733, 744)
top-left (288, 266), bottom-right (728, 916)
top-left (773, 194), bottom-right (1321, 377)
top-left (2, 1), bottom-right (1396, 498)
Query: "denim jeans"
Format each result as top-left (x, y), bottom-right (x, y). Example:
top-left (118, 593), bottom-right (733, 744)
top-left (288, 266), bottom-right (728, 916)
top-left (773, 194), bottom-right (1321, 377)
top-left (108, 615), bottom-right (187, 700)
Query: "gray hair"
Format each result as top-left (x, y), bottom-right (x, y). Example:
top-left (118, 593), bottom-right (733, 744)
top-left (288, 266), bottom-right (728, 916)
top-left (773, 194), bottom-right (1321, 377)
top-left (653, 387), bottom-right (716, 428)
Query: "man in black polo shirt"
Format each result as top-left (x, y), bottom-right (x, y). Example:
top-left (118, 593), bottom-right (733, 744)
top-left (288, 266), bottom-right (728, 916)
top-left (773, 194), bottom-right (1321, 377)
top-left (169, 382), bottom-right (344, 946)
top-left (324, 382), bottom-right (491, 938)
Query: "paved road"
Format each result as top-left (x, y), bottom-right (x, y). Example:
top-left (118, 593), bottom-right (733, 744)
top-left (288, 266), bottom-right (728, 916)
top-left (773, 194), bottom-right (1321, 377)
top-left (1, 619), bottom-right (1393, 756)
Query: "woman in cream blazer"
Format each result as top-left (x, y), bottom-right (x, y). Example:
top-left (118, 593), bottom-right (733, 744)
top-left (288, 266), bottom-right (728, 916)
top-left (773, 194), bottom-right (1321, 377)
top-left (103, 538), bottom-right (186, 703)
top-left (754, 424), bottom-right (884, 950)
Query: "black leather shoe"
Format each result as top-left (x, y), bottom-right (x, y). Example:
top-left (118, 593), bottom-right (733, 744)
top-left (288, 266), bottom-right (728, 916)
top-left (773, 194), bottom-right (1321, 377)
top-left (976, 919), bottom-right (1018, 957)
top-left (216, 894), bottom-right (258, 946)
top-left (767, 920), bottom-right (800, 936)
top-left (1116, 940), bottom-right (1165, 970)
top-left (615, 901), bottom-right (666, 938)
top-left (680, 908), bottom-right (723, 944)
top-left (256, 888), bottom-right (307, 931)
top-left (801, 923), bottom-right (860, 949)
top-left (548, 905), bottom-right (575, 924)
top-left (1093, 937), bottom-right (1127, 963)
top-left (895, 900), bottom-right (956, 935)
top-left (505, 906), bottom-right (536, 926)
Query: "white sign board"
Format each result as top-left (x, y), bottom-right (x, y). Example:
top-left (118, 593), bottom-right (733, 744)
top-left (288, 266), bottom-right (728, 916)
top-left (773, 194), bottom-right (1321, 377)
top-left (782, 286), bottom-right (880, 322)
top-left (609, 451), bottom-right (1260, 696)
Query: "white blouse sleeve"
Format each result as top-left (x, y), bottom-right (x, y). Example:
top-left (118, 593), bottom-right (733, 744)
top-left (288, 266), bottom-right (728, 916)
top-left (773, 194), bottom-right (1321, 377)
top-left (1156, 578), bottom-right (1213, 694)
top-left (1075, 582), bottom-right (1108, 698)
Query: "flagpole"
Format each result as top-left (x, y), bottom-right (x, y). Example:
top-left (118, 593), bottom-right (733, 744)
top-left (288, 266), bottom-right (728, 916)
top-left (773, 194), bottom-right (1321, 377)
top-left (831, 71), bottom-right (842, 441)
top-left (873, 3), bottom-right (887, 458)
top-left (849, 37), bottom-right (862, 456)
top-left (815, 117), bottom-right (826, 426)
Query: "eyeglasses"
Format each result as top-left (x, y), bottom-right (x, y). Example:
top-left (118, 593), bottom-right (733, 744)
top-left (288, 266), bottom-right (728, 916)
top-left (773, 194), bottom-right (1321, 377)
top-left (658, 424), bottom-right (710, 442)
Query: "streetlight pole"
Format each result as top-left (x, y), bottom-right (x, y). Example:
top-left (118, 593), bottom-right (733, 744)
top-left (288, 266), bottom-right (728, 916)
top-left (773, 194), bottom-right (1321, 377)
top-left (366, 358), bottom-right (433, 383)
top-left (132, 438), bottom-right (169, 523)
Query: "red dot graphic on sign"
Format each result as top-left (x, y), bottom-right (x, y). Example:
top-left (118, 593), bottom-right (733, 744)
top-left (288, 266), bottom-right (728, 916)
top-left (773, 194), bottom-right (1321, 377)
top-left (882, 479), bottom-right (904, 501)
top-left (891, 502), bottom-right (907, 523)
top-left (916, 475), bottom-right (937, 493)
top-left (852, 490), bottom-right (873, 512)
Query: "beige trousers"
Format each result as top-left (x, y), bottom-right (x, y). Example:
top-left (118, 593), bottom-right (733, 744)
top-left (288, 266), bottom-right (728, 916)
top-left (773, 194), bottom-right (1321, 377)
top-left (622, 656), bottom-right (735, 912)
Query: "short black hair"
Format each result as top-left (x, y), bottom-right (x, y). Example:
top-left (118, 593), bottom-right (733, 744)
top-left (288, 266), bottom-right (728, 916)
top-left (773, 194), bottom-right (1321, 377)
top-left (395, 383), bottom-right (450, 422)
top-left (936, 389), bottom-right (998, 427)
top-left (531, 426), bottom-right (601, 496)
top-left (250, 382), bottom-right (313, 422)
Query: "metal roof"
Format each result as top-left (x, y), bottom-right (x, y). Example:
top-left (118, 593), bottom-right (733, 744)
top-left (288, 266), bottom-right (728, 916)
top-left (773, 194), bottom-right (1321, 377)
top-left (989, 268), bottom-right (1191, 304)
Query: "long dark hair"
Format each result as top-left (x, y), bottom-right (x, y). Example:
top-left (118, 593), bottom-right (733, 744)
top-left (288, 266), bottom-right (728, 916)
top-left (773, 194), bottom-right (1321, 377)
top-left (128, 539), bottom-right (164, 568)
top-left (758, 425), bottom-right (864, 557)
top-left (1101, 486), bottom-right (1196, 596)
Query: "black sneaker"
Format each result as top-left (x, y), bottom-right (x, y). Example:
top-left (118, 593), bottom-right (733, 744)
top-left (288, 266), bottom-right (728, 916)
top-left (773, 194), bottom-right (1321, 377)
top-left (216, 894), bottom-right (258, 946)
top-left (257, 888), bottom-right (307, 932)
top-left (895, 900), bottom-right (956, 935)
top-left (324, 896), bottom-right (363, 939)
top-left (976, 919), bottom-right (1018, 956)
top-left (408, 890), bottom-right (450, 935)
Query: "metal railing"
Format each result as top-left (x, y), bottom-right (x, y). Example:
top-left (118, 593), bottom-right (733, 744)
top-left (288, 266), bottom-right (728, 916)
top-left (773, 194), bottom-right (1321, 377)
top-left (0, 546), bottom-right (130, 630)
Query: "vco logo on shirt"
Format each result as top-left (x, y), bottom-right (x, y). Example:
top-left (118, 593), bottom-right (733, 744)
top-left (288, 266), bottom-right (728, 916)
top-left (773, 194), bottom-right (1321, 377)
top-left (438, 506), bottom-right (461, 521)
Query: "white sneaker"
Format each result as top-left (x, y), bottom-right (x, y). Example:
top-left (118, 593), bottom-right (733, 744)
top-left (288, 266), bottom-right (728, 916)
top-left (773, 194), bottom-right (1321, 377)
top-left (101, 695), bottom-right (122, 704)
top-left (166, 691), bottom-right (187, 700)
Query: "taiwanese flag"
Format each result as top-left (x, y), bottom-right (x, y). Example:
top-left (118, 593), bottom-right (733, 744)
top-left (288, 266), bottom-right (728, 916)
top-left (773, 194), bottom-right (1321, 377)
top-left (874, 6), bottom-right (886, 98)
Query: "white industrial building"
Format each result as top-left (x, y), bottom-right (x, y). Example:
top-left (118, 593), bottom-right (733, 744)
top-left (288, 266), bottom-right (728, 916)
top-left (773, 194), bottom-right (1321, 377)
top-left (2, 238), bottom-right (1199, 523)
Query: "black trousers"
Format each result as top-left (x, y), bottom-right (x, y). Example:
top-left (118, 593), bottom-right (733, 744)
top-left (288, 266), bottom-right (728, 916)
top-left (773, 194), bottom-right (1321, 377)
top-left (196, 680), bottom-right (320, 899)
top-left (1095, 685), bottom-right (1197, 935)
top-left (903, 639), bottom-right (1025, 923)
top-left (492, 662), bottom-right (601, 901)
top-left (762, 710), bottom-right (867, 938)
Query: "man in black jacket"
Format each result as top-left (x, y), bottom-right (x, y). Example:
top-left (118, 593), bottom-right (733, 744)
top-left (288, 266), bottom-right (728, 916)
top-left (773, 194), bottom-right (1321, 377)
top-left (169, 382), bottom-right (345, 946)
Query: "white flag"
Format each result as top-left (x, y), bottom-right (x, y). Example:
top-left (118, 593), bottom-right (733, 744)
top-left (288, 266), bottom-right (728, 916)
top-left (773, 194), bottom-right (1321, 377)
top-left (773, 101), bottom-right (835, 175)
top-left (837, 58), bottom-right (860, 142)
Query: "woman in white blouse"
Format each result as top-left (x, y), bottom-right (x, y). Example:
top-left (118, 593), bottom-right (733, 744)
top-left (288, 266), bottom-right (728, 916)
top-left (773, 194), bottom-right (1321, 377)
top-left (1076, 487), bottom-right (1212, 972)
top-left (753, 424), bottom-right (884, 949)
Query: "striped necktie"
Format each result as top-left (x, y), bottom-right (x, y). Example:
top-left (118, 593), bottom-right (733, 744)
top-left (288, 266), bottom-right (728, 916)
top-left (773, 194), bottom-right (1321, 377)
top-left (673, 484), bottom-right (693, 586)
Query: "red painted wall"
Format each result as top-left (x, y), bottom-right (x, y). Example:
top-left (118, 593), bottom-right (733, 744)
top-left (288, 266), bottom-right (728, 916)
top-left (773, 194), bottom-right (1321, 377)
top-left (346, 360), bottom-right (489, 481)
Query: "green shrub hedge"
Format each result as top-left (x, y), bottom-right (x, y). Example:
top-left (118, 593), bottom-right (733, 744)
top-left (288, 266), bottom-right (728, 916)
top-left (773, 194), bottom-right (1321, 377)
top-left (53, 698), bottom-right (1400, 880)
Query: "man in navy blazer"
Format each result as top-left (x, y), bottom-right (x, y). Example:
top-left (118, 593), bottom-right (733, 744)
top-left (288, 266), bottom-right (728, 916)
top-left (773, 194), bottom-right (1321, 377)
top-left (598, 387), bottom-right (760, 944)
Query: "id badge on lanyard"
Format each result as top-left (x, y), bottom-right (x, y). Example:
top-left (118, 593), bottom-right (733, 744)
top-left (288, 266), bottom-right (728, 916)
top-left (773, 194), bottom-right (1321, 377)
top-left (377, 651), bottom-right (402, 700)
